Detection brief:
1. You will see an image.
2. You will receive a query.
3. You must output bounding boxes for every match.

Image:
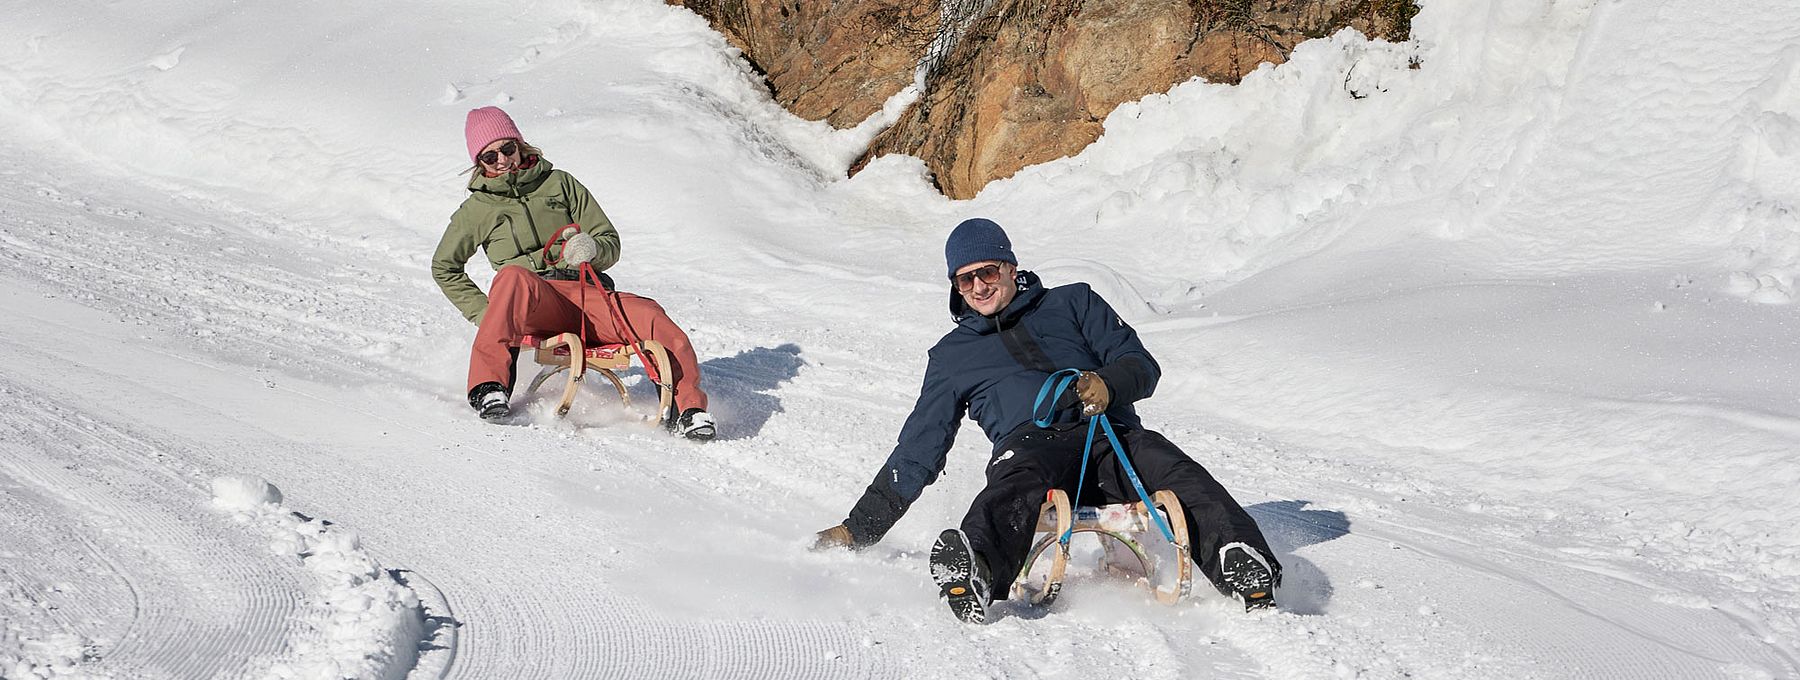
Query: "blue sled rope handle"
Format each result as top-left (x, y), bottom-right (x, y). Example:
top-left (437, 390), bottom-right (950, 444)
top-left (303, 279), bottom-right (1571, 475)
top-left (1032, 370), bottom-right (1178, 545)
top-left (1031, 368), bottom-right (1085, 428)
top-left (1032, 369), bottom-right (1088, 546)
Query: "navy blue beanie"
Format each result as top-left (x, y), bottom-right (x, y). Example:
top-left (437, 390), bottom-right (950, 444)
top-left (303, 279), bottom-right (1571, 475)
top-left (944, 218), bottom-right (1017, 278)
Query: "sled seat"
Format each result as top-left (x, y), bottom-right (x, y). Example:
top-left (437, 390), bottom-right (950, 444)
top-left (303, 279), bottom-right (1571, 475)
top-left (1012, 489), bottom-right (1192, 606)
top-left (517, 333), bottom-right (674, 423)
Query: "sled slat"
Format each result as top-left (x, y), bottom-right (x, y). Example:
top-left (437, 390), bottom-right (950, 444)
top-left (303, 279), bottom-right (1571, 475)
top-left (515, 334), bottom-right (675, 424)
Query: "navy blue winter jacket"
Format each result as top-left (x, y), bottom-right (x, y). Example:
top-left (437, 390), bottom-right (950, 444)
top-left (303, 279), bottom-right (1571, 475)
top-left (843, 271), bottom-right (1161, 545)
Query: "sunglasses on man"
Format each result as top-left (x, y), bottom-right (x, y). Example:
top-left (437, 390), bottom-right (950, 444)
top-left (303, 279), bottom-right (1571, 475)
top-left (953, 263), bottom-right (1008, 292)
top-left (478, 141), bottom-right (519, 166)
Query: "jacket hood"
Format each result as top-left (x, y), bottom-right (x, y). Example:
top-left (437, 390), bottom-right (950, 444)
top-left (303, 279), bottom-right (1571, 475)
top-left (467, 156), bottom-right (553, 198)
top-left (950, 269), bottom-right (1045, 332)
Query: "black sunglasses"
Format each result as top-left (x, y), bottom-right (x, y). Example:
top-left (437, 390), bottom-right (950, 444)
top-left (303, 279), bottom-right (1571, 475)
top-left (478, 141), bottom-right (519, 166)
top-left (952, 264), bottom-right (1007, 291)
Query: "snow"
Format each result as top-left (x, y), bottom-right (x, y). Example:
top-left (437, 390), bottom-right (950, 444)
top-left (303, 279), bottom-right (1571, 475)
top-left (212, 476), bottom-right (285, 512)
top-left (211, 477), bottom-right (423, 680)
top-left (1, 0), bottom-right (1798, 678)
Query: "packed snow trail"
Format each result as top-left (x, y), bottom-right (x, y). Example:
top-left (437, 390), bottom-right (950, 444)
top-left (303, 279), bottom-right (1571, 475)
top-left (4, 146), bottom-right (1796, 678)
top-left (2, 0), bottom-right (1799, 677)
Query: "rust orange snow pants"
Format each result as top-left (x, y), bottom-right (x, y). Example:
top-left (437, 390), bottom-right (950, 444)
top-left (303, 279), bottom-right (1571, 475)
top-left (467, 265), bottom-right (708, 413)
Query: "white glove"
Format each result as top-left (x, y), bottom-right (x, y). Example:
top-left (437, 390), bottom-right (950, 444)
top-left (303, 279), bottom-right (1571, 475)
top-left (563, 231), bottom-right (599, 265)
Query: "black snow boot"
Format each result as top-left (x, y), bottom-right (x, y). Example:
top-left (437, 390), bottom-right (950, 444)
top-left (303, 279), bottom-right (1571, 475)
top-left (1218, 542), bottom-right (1279, 610)
top-left (930, 528), bottom-right (992, 624)
top-left (667, 407), bottom-right (716, 442)
top-left (468, 382), bottom-right (510, 422)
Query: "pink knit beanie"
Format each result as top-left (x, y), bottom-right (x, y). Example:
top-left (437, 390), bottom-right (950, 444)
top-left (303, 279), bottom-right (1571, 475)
top-left (465, 106), bottom-right (524, 164)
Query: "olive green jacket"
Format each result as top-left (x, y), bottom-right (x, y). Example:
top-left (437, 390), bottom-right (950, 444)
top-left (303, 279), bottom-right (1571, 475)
top-left (431, 159), bottom-right (621, 324)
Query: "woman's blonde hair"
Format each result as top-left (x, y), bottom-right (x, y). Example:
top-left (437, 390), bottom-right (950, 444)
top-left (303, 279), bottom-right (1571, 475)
top-left (464, 140), bottom-right (545, 176)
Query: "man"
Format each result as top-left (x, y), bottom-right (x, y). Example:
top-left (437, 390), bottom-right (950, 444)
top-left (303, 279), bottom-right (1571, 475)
top-left (813, 218), bottom-right (1281, 623)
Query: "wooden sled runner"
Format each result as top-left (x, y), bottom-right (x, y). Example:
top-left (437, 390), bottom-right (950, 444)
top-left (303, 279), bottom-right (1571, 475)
top-left (517, 333), bottom-right (674, 423)
top-left (1011, 489), bottom-right (1193, 606)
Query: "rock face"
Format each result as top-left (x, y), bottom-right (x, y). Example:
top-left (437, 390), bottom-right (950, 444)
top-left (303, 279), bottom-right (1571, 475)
top-left (673, 0), bottom-right (1415, 198)
top-left (669, 0), bottom-right (936, 128)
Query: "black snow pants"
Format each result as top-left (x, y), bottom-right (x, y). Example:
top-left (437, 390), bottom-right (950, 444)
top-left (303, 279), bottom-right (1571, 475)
top-left (960, 424), bottom-right (1278, 600)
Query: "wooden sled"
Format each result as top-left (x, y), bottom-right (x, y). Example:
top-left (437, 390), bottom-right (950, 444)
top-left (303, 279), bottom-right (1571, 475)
top-left (517, 333), bottom-right (674, 423)
top-left (1011, 489), bottom-right (1192, 606)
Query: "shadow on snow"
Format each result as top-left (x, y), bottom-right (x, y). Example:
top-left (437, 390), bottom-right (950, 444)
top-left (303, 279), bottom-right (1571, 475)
top-left (696, 343), bottom-right (805, 441)
top-left (1246, 500), bottom-right (1350, 615)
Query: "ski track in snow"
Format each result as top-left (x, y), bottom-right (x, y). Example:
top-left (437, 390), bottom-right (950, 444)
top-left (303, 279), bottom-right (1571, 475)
top-left (2, 0), bottom-right (1799, 678)
top-left (1165, 421), bottom-right (1799, 679)
top-left (2, 151), bottom-right (1794, 678)
top-left (0, 162), bottom-right (899, 678)
top-left (0, 372), bottom-right (304, 679)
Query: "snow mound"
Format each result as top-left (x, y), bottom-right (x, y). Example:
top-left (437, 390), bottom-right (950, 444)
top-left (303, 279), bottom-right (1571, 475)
top-left (0, 629), bottom-right (105, 680)
top-left (211, 476), bottom-right (424, 680)
top-left (211, 475), bottom-right (284, 511)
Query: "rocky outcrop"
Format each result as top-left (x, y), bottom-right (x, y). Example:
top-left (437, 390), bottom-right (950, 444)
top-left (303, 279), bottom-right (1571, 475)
top-left (669, 0), bottom-right (936, 127)
top-left (673, 0), bottom-right (1416, 198)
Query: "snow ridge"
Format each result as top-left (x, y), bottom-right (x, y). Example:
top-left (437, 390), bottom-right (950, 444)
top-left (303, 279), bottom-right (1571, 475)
top-left (212, 477), bottom-right (425, 680)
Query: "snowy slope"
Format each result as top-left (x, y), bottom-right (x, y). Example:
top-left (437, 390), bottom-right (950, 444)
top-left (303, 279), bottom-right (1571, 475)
top-left (2, 0), bottom-right (1798, 678)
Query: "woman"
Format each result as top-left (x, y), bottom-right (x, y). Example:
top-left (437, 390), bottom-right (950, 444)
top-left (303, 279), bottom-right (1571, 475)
top-left (431, 106), bottom-right (715, 441)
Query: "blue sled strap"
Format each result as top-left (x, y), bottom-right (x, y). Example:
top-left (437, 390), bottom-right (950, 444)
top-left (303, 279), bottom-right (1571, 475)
top-left (1032, 369), bottom-right (1178, 545)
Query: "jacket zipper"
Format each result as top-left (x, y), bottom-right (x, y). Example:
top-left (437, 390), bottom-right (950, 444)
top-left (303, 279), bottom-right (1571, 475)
top-left (505, 175), bottom-right (546, 266)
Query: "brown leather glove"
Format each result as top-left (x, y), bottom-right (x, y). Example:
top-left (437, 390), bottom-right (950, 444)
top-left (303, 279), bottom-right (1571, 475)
top-left (1076, 371), bottom-right (1110, 415)
top-left (811, 524), bottom-right (854, 551)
